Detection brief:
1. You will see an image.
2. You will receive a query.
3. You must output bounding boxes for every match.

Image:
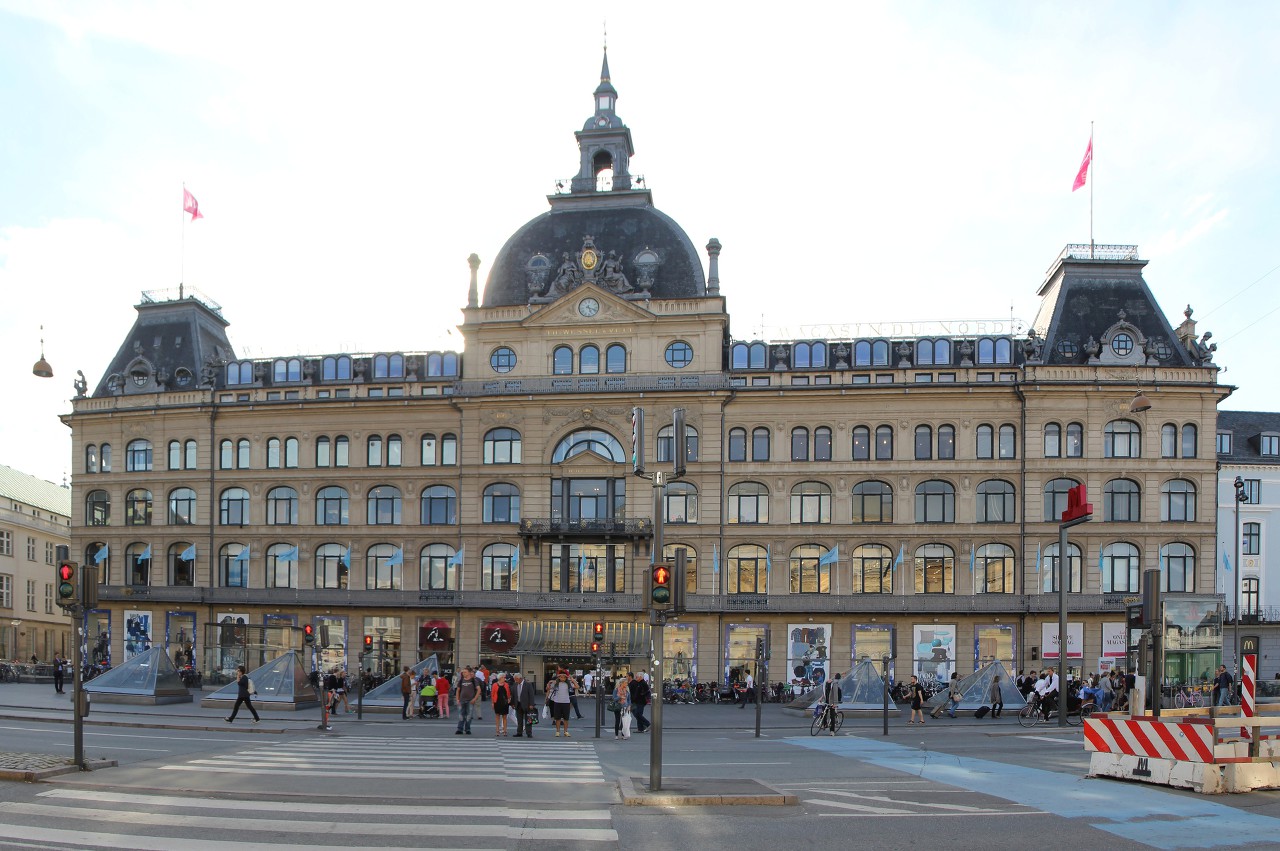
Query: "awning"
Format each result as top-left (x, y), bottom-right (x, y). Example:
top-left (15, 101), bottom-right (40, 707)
top-left (512, 620), bottom-right (651, 657)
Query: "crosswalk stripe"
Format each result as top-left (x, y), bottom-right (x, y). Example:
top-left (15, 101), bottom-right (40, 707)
top-left (0, 823), bottom-right (490, 851)
top-left (820, 790), bottom-right (1010, 813)
top-left (159, 765), bottom-right (606, 781)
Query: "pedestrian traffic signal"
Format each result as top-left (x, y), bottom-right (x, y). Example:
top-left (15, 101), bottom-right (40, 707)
top-left (303, 623), bottom-right (315, 645)
top-left (671, 548), bottom-right (688, 615)
top-left (364, 634), bottom-right (373, 652)
top-left (56, 561), bottom-right (78, 608)
top-left (593, 621), bottom-right (605, 643)
top-left (591, 640), bottom-right (601, 655)
top-left (651, 561), bottom-right (672, 608)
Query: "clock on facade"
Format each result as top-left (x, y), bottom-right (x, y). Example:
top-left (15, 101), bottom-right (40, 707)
top-left (579, 297), bottom-right (600, 317)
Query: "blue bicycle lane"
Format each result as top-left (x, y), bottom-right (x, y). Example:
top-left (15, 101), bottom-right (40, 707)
top-left (787, 735), bottom-right (1280, 850)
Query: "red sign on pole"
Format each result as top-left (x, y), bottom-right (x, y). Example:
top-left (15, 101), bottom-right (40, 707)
top-left (1061, 484), bottom-right (1094, 523)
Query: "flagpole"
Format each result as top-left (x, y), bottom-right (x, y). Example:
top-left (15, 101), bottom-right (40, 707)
top-left (1089, 121), bottom-right (1095, 259)
top-left (181, 182), bottom-right (186, 291)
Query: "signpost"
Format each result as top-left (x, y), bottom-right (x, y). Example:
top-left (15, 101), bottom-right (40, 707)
top-left (1057, 484), bottom-right (1093, 727)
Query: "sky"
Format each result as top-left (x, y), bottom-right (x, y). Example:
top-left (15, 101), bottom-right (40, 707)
top-left (2, 1), bottom-right (1279, 486)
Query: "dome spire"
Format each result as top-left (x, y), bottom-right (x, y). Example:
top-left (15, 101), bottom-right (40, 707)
top-left (569, 48), bottom-right (634, 193)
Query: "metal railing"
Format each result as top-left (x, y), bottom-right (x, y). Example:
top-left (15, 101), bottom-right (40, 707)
top-left (519, 518), bottom-right (653, 536)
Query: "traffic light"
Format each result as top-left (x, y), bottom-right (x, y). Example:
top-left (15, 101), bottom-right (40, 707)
top-left (303, 623), bottom-right (315, 645)
top-left (363, 634), bottom-right (373, 653)
top-left (631, 407), bottom-right (645, 476)
top-left (672, 408), bottom-right (687, 478)
top-left (593, 621), bottom-right (605, 643)
top-left (56, 561), bottom-right (78, 608)
top-left (671, 548), bottom-right (688, 615)
top-left (591, 640), bottom-right (601, 655)
top-left (651, 561), bottom-right (672, 609)
top-left (756, 637), bottom-right (765, 660)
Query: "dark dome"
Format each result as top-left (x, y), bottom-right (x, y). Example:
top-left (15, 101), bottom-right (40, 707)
top-left (483, 203), bottom-right (707, 307)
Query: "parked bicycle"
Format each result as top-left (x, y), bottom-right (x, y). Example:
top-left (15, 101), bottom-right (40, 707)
top-left (810, 701), bottom-right (844, 736)
top-left (1018, 690), bottom-right (1094, 727)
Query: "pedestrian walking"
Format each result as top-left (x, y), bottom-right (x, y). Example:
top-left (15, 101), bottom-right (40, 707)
top-left (511, 672), bottom-right (536, 738)
top-left (612, 677), bottom-right (632, 739)
top-left (454, 666), bottom-right (481, 735)
top-left (491, 673), bottom-right (512, 736)
top-left (475, 664), bottom-right (488, 721)
top-left (736, 671), bottom-right (754, 708)
top-left (436, 671), bottom-right (451, 719)
top-left (1213, 665), bottom-right (1234, 707)
top-left (400, 666), bottom-right (414, 720)
top-left (546, 670), bottom-right (575, 737)
top-left (225, 665), bottom-right (260, 723)
top-left (628, 672), bottom-right (652, 732)
top-left (336, 669), bottom-right (350, 713)
top-left (933, 671), bottom-right (961, 718)
top-left (987, 674), bottom-right (1003, 718)
top-left (569, 672), bottom-right (584, 719)
top-left (907, 675), bottom-right (925, 725)
top-left (52, 652), bottom-right (65, 695)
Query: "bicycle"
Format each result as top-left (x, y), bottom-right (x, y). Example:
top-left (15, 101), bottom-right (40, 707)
top-left (1173, 686), bottom-right (1204, 709)
top-left (1018, 692), bottom-right (1093, 727)
top-left (810, 702), bottom-right (844, 736)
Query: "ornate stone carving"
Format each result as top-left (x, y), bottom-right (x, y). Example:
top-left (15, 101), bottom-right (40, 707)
top-left (73, 370), bottom-right (88, 399)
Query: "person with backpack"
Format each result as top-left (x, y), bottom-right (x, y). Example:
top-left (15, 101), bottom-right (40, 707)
top-left (453, 666), bottom-right (481, 735)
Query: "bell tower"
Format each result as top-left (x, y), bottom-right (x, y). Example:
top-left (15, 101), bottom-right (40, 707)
top-left (570, 49), bottom-right (635, 193)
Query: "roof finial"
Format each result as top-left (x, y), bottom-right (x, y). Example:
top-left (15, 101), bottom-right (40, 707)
top-left (601, 21), bottom-right (610, 82)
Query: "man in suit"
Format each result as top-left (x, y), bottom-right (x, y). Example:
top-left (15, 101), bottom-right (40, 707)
top-left (511, 672), bottom-right (537, 738)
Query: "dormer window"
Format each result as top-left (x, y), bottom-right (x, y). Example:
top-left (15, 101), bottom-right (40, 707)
top-left (598, 95), bottom-right (612, 111)
top-left (1262, 433), bottom-right (1280, 456)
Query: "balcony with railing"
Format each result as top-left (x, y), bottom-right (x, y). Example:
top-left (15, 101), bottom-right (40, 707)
top-left (519, 517), bottom-right (653, 540)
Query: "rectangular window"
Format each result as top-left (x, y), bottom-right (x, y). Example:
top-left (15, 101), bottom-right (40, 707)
top-left (1262, 434), bottom-right (1280, 456)
top-left (875, 374), bottom-right (893, 384)
top-left (1243, 522), bottom-right (1261, 556)
top-left (1216, 432), bottom-right (1232, 454)
top-left (0, 531), bottom-right (10, 557)
top-left (0, 575), bottom-right (11, 608)
top-left (45, 541), bottom-right (54, 565)
top-left (790, 376), bottom-right (809, 386)
top-left (977, 372), bottom-right (994, 382)
top-left (1242, 479), bottom-right (1261, 504)
top-left (44, 583), bottom-right (53, 614)
top-left (937, 373), bottom-right (956, 382)
top-left (26, 579), bottom-right (36, 612)
top-left (27, 537), bottom-right (36, 561)
top-left (750, 377), bottom-right (770, 386)
top-left (813, 375), bottom-right (831, 385)
top-left (914, 373), bottom-right (933, 383)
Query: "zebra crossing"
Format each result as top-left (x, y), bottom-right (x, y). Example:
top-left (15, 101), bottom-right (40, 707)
top-left (0, 787), bottom-right (617, 849)
top-left (159, 735), bottom-right (610, 785)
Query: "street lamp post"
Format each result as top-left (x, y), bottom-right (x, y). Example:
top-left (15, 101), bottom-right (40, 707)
top-left (1233, 476), bottom-right (1248, 680)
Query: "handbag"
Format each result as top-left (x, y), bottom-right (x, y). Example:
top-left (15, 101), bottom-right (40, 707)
top-left (541, 704), bottom-right (550, 719)
top-left (608, 698), bottom-right (623, 713)
top-left (248, 679), bottom-right (257, 696)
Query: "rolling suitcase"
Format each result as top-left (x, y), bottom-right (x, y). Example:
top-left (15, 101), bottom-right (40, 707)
top-left (974, 705), bottom-right (991, 719)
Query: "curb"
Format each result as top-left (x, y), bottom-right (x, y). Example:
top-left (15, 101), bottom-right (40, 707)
top-left (0, 758), bottom-right (118, 783)
top-left (617, 775), bottom-right (797, 807)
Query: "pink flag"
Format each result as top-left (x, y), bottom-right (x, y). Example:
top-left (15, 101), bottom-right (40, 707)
top-left (183, 188), bottom-right (204, 221)
top-left (1072, 137), bottom-right (1092, 192)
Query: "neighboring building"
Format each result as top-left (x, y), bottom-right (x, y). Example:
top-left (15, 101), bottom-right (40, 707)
top-left (63, 54), bottom-right (1230, 689)
top-left (1216, 412), bottom-right (1280, 627)
top-left (0, 464), bottom-right (72, 661)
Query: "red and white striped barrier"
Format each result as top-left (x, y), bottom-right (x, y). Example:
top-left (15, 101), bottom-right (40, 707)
top-left (1242, 654), bottom-right (1257, 741)
top-left (1084, 716), bottom-right (1215, 763)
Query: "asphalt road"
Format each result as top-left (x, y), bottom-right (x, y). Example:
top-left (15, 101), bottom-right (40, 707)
top-left (2, 687), bottom-right (1279, 850)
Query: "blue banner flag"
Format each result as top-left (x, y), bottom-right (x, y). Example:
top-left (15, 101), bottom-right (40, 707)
top-left (180, 544), bottom-right (196, 561)
top-left (233, 547), bottom-right (250, 564)
top-left (1221, 549), bottom-right (1232, 573)
top-left (818, 545), bottom-right (839, 566)
top-left (712, 544), bottom-right (719, 574)
top-left (93, 545), bottom-right (109, 564)
top-left (449, 548), bottom-right (464, 567)
top-left (277, 546), bottom-right (299, 563)
top-left (137, 544), bottom-right (151, 563)
top-left (387, 547), bottom-right (403, 567)
top-left (341, 546), bottom-right (351, 568)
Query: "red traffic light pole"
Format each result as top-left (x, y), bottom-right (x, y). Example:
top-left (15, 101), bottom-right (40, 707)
top-left (1057, 484), bottom-right (1093, 727)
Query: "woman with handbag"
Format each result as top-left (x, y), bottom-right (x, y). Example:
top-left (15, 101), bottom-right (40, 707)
top-left (491, 673), bottom-right (512, 737)
top-left (225, 665), bottom-right (260, 724)
top-left (611, 678), bottom-right (632, 739)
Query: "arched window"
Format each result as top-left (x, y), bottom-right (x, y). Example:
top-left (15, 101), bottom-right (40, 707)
top-left (914, 425), bottom-right (932, 460)
top-left (657, 425), bottom-right (699, 463)
top-left (86, 490), bottom-right (110, 526)
top-left (386, 434), bottom-right (402, 467)
top-left (872, 340), bottom-right (890, 365)
top-left (219, 543), bottom-right (249, 588)
top-left (1182, 424), bottom-right (1198, 458)
top-left (790, 481), bottom-right (832, 523)
top-left (1162, 543), bottom-right (1196, 592)
top-left (168, 440), bottom-right (182, 470)
top-left (998, 424), bottom-right (1016, 459)
top-left (937, 425), bottom-right (955, 460)
top-left (365, 543), bottom-right (402, 590)
top-left (237, 438), bottom-right (251, 469)
top-left (315, 486), bottom-right (350, 525)
top-left (1161, 479), bottom-right (1197, 522)
top-left (127, 542), bottom-right (151, 586)
top-left (752, 427), bottom-right (771, 461)
top-left (322, 356), bottom-right (351, 380)
top-left (976, 480), bottom-right (1015, 523)
top-left (367, 435), bottom-right (383, 467)
top-left (852, 544), bottom-right (892, 593)
top-left (934, 339), bottom-right (951, 365)
top-left (995, 338), bottom-right (1011, 363)
top-left (126, 439), bottom-right (153, 472)
top-left (553, 346), bottom-right (573, 375)
top-left (226, 360), bottom-right (254, 385)
top-left (852, 480), bottom-right (893, 523)
top-left (169, 542), bottom-right (195, 587)
top-left (976, 425), bottom-right (994, 459)
top-left (731, 343), bottom-right (748, 369)
top-left (1104, 420), bottom-right (1142, 458)
top-left (814, 426), bottom-right (832, 462)
top-left (167, 488), bottom-right (196, 525)
top-left (267, 437), bottom-right (282, 469)
top-left (727, 544), bottom-right (769, 594)
top-left (266, 542), bottom-right (298, 589)
top-left (420, 433), bottom-right (437, 466)
top-left (1043, 478), bottom-right (1079, 521)
top-left (1161, 423), bottom-right (1178, 458)
top-left (854, 341), bottom-right (871, 367)
top-left (266, 486), bottom-right (299, 525)
top-left (1104, 478), bottom-right (1141, 522)
top-left (220, 487), bottom-right (249, 526)
top-left (977, 543), bottom-right (1015, 593)
top-left (977, 338), bottom-right (995, 364)
top-left (420, 485), bottom-right (458, 525)
top-left (367, 486), bottom-right (402, 525)
top-left (483, 428), bottom-right (522, 464)
top-left (791, 427), bottom-right (810, 461)
top-left (480, 544), bottom-right (518, 591)
top-left (874, 425), bottom-right (893, 460)
top-left (126, 489), bottom-right (152, 525)
top-left (1044, 423), bottom-right (1062, 458)
top-left (441, 433), bottom-right (458, 466)
top-left (552, 429), bottom-right (625, 463)
top-left (579, 344), bottom-right (600, 374)
top-left (85, 444), bottom-right (99, 474)
top-left (914, 544), bottom-right (954, 593)
top-left (728, 428), bottom-right (747, 462)
top-left (917, 339), bottom-right (936, 365)
top-left (665, 482), bottom-right (698, 523)
top-left (605, 343), bottom-right (626, 373)
top-left (1043, 542), bottom-right (1082, 593)
top-left (373, 353), bottom-right (404, 378)
top-left (852, 426), bottom-right (870, 460)
top-left (483, 483), bottom-right (521, 523)
top-left (334, 435), bottom-right (350, 467)
top-left (282, 437), bottom-right (297, 468)
top-left (794, 342), bottom-right (811, 369)
top-left (99, 443), bottom-right (113, 472)
top-left (314, 543), bottom-right (349, 590)
top-left (220, 439), bottom-right (234, 469)
top-left (727, 481), bottom-right (769, 524)
top-left (915, 480), bottom-right (955, 523)
top-left (1065, 422), bottom-right (1084, 457)
top-left (789, 544), bottom-right (832, 594)
top-left (273, 358), bottom-right (301, 382)
top-left (1101, 542), bottom-right (1140, 593)
top-left (420, 543), bottom-right (461, 591)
